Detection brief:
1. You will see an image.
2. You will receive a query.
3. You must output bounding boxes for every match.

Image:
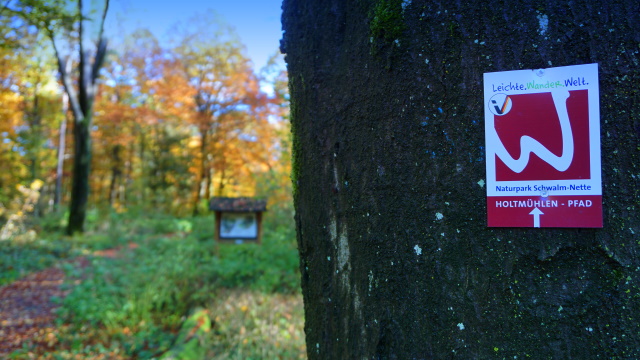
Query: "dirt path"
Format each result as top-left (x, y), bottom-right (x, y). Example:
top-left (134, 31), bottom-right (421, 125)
top-left (0, 257), bottom-right (88, 356)
top-left (0, 244), bottom-right (136, 356)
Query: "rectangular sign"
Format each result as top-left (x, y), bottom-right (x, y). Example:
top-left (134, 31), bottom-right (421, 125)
top-left (484, 63), bottom-right (602, 228)
top-left (220, 213), bottom-right (259, 239)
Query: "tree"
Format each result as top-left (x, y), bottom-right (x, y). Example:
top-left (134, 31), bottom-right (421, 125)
top-left (59, 0), bottom-right (109, 234)
top-left (116, 29), bottom-right (197, 211)
top-left (282, 0), bottom-right (640, 358)
top-left (16, 44), bottom-right (62, 215)
top-left (10, 0), bottom-right (110, 234)
top-left (170, 12), bottom-right (274, 215)
top-left (254, 52), bottom-right (293, 210)
top-left (0, 36), bottom-right (28, 205)
top-left (16, 40), bottom-right (60, 185)
top-left (91, 58), bottom-right (136, 208)
top-left (0, 19), bottom-right (60, 210)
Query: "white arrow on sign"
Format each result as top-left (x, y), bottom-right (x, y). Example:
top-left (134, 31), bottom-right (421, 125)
top-left (529, 207), bottom-right (544, 228)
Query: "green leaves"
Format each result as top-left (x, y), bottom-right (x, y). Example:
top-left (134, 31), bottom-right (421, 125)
top-left (159, 308), bottom-right (211, 360)
top-left (9, 0), bottom-right (79, 34)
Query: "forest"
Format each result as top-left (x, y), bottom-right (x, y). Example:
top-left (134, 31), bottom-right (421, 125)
top-left (1, 0), bottom-right (303, 358)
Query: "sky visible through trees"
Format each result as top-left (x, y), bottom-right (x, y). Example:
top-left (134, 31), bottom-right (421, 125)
top-left (105, 0), bottom-right (284, 71)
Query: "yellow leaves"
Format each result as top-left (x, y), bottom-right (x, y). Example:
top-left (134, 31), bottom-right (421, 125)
top-left (17, 184), bottom-right (33, 197)
top-left (0, 92), bottom-right (23, 132)
top-left (30, 179), bottom-right (44, 191)
top-left (12, 181), bottom-right (42, 206)
top-left (256, 162), bottom-right (270, 173)
top-left (2, 180), bottom-right (42, 240)
top-left (187, 136), bottom-right (201, 149)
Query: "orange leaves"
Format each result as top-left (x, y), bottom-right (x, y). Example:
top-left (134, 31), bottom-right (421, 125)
top-left (0, 48), bottom-right (26, 134)
top-left (0, 91), bottom-right (23, 134)
top-left (160, 15), bottom-right (288, 206)
top-left (0, 12), bottom-right (291, 215)
top-left (148, 60), bottom-right (196, 122)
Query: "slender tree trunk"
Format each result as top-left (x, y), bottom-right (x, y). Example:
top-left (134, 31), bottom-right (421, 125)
top-left (54, 92), bottom-right (68, 208)
top-left (108, 144), bottom-right (122, 207)
top-left (192, 130), bottom-right (208, 216)
top-left (124, 138), bottom-right (134, 205)
top-left (28, 88), bottom-right (43, 217)
top-left (137, 127), bottom-right (146, 204)
top-left (148, 122), bottom-right (168, 207)
top-left (283, 0), bottom-right (640, 358)
top-left (216, 165), bottom-right (226, 197)
top-left (204, 167), bottom-right (212, 201)
top-left (28, 89), bottom-right (41, 184)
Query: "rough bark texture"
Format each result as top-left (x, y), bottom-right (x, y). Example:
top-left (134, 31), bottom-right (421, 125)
top-left (282, 0), bottom-right (640, 358)
top-left (67, 119), bottom-right (92, 234)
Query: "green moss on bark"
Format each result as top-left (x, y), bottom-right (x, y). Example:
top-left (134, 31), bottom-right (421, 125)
top-left (369, 0), bottom-right (405, 42)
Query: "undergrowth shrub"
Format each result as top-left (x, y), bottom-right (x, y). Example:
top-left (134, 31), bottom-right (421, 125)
top-left (0, 237), bottom-right (73, 285)
top-left (53, 209), bottom-right (302, 358)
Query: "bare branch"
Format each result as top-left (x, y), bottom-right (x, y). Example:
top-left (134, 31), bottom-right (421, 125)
top-left (78, 0), bottom-right (86, 104)
top-left (80, 48), bottom-right (94, 114)
top-left (92, 0), bottom-right (110, 82)
top-left (48, 28), bottom-right (83, 122)
top-left (91, 37), bottom-right (108, 82)
top-left (97, 0), bottom-right (110, 42)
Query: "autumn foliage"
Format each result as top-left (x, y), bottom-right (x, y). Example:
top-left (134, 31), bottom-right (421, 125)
top-left (0, 11), bottom-right (290, 218)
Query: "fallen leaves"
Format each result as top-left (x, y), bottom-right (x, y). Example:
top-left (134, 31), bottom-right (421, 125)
top-left (0, 265), bottom-right (67, 356)
top-left (0, 256), bottom-right (92, 357)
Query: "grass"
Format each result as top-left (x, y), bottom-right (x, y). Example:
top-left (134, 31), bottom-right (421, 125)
top-left (0, 209), bottom-right (126, 286)
top-left (4, 206), bottom-right (306, 359)
top-left (0, 235), bottom-right (72, 286)
top-left (207, 289), bottom-right (305, 359)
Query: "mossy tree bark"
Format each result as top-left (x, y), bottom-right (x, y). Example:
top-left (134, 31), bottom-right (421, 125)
top-left (282, 0), bottom-right (639, 358)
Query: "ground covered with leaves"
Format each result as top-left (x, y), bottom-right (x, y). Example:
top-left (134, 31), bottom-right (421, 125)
top-left (0, 262), bottom-right (69, 354)
top-left (0, 209), bottom-right (306, 359)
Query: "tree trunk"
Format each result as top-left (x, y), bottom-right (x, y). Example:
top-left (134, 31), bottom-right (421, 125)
top-left (108, 144), bottom-right (122, 207)
top-left (67, 117), bottom-right (92, 234)
top-left (28, 89), bottom-right (41, 184)
top-left (124, 135), bottom-right (135, 204)
top-left (216, 166), bottom-right (226, 197)
top-left (138, 127), bottom-right (146, 204)
top-left (50, 0), bottom-right (109, 235)
top-left (192, 130), bottom-right (208, 216)
top-left (205, 167), bottom-right (212, 202)
top-left (54, 92), bottom-right (68, 208)
top-left (282, 0), bottom-right (640, 358)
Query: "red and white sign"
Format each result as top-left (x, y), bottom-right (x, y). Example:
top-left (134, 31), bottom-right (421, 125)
top-left (484, 64), bottom-right (602, 228)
